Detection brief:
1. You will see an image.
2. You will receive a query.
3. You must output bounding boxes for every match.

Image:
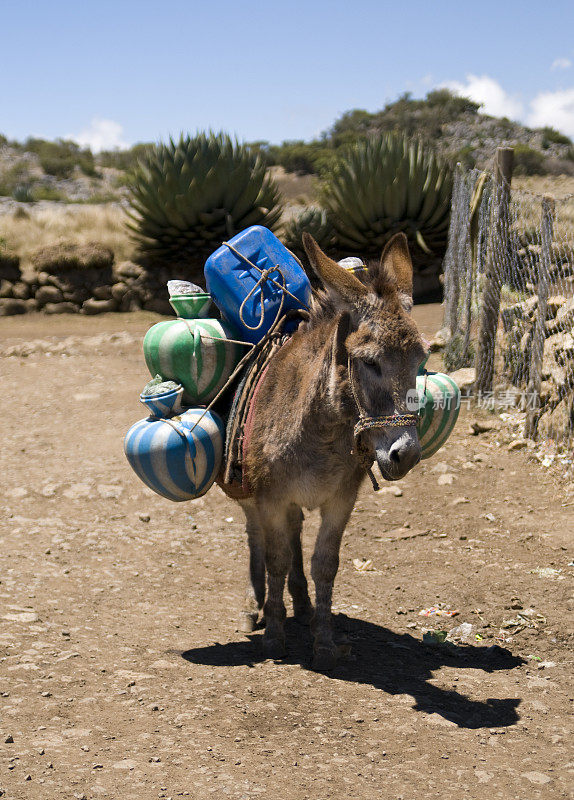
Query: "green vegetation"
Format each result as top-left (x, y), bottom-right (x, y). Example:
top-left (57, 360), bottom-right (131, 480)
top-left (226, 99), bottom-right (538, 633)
top-left (541, 126), bottom-right (572, 147)
top-left (98, 143), bottom-right (153, 171)
top-left (266, 90), bottom-right (483, 175)
top-left (126, 132), bottom-right (282, 265)
top-left (282, 207), bottom-right (336, 261)
top-left (513, 144), bottom-right (546, 176)
top-left (24, 138), bottom-right (97, 178)
top-left (319, 133), bottom-right (453, 260)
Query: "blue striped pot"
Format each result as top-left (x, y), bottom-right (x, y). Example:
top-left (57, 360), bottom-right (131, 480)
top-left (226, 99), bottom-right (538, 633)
top-left (139, 385), bottom-right (184, 418)
top-left (411, 372), bottom-right (460, 459)
top-left (124, 408), bottom-right (225, 502)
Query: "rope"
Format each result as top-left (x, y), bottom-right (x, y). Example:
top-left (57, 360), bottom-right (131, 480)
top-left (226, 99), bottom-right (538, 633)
top-left (347, 356), bottom-right (420, 491)
top-left (175, 308), bottom-right (300, 437)
top-left (222, 242), bottom-right (311, 311)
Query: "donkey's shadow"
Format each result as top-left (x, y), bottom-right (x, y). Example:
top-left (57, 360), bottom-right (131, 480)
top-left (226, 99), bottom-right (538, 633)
top-left (181, 614), bottom-right (524, 729)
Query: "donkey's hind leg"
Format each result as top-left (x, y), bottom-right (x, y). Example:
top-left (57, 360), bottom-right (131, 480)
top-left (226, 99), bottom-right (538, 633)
top-left (286, 505), bottom-right (313, 624)
top-left (238, 501), bottom-right (265, 633)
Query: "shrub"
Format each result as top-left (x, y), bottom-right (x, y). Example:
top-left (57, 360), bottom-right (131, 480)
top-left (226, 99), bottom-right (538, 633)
top-left (513, 145), bottom-right (546, 176)
top-left (319, 133), bottom-right (453, 260)
top-left (25, 137), bottom-right (96, 179)
top-left (31, 241), bottom-right (114, 273)
top-left (126, 132), bottom-right (282, 271)
top-left (281, 207), bottom-right (336, 263)
top-left (541, 126), bottom-right (571, 147)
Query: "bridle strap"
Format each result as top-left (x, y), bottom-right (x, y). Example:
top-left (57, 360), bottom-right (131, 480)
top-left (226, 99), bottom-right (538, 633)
top-left (347, 356), bottom-right (419, 491)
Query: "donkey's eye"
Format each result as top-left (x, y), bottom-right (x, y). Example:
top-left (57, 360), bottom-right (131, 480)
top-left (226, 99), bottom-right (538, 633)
top-left (361, 357), bottom-right (380, 374)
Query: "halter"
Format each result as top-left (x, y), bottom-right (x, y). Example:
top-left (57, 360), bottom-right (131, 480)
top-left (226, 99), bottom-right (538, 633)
top-left (347, 355), bottom-right (419, 491)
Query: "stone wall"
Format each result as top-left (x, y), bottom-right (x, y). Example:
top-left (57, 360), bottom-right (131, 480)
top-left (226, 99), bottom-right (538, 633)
top-left (0, 242), bottom-right (182, 316)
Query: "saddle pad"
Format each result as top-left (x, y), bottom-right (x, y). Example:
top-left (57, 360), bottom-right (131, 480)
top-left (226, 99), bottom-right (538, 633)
top-left (216, 332), bottom-right (290, 499)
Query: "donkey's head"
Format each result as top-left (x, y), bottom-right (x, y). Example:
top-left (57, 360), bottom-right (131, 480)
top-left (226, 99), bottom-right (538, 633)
top-left (303, 232), bottom-right (427, 481)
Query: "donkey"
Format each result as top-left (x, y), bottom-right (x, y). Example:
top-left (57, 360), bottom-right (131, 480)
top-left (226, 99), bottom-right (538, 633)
top-left (235, 232), bottom-right (427, 671)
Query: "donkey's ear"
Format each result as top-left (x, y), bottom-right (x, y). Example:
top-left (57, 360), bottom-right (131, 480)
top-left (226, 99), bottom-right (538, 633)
top-left (380, 233), bottom-right (413, 311)
top-left (303, 233), bottom-right (368, 303)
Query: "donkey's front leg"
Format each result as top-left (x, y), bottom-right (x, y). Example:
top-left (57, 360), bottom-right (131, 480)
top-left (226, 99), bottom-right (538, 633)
top-left (311, 493), bottom-right (356, 671)
top-left (258, 502), bottom-right (293, 659)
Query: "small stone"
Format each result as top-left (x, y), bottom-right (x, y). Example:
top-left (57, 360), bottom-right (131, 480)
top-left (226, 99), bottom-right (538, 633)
top-left (112, 759), bottom-right (138, 770)
top-left (63, 483), bottom-right (92, 500)
top-left (508, 439), bottom-right (528, 451)
top-left (521, 772), bottom-right (552, 785)
top-left (139, 513), bottom-right (150, 523)
top-left (437, 473), bottom-right (455, 485)
top-left (7, 487), bottom-right (28, 499)
top-left (449, 367), bottom-right (475, 395)
top-left (469, 420), bottom-right (499, 435)
top-left (4, 735), bottom-right (14, 743)
top-left (377, 486), bottom-right (403, 497)
top-left (97, 484), bottom-right (123, 499)
top-left (25, 775), bottom-right (32, 781)
top-left (452, 496), bottom-right (470, 505)
top-left (3, 611), bottom-right (39, 623)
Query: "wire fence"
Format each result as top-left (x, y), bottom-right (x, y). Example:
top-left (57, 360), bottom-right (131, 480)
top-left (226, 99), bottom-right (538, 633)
top-left (442, 156), bottom-right (574, 444)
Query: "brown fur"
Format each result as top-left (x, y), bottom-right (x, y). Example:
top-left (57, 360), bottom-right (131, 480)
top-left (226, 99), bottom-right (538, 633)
top-left (233, 235), bottom-right (426, 670)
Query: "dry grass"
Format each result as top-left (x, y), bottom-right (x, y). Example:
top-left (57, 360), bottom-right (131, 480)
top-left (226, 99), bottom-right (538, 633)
top-left (269, 166), bottom-right (316, 204)
top-left (513, 175), bottom-right (574, 198)
top-left (511, 176), bottom-right (574, 240)
top-left (0, 204), bottom-right (135, 269)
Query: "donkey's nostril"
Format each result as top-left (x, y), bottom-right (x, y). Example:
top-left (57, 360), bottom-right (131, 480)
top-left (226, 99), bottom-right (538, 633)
top-left (390, 446), bottom-right (401, 463)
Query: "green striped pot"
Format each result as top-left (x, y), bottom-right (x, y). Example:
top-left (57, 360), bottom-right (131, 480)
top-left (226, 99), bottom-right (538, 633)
top-left (143, 319), bottom-right (244, 405)
top-left (415, 371), bottom-right (460, 459)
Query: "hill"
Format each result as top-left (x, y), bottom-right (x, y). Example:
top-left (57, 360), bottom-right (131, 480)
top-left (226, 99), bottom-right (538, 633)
top-left (1, 89), bottom-right (573, 208)
top-left (263, 89), bottom-right (574, 178)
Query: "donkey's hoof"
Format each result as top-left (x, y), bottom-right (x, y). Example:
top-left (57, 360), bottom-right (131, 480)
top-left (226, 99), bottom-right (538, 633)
top-left (238, 612), bottom-right (258, 633)
top-left (262, 635), bottom-right (286, 660)
top-left (312, 647), bottom-right (337, 672)
top-left (293, 602), bottom-right (314, 626)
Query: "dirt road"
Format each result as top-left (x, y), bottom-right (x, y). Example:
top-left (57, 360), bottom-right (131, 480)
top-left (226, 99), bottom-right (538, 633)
top-left (1, 311), bottom-right (572, 800)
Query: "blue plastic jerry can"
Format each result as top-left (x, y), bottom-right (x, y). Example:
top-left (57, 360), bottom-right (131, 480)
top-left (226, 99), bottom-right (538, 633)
top-left (204, 226), bottom-right (312, 344)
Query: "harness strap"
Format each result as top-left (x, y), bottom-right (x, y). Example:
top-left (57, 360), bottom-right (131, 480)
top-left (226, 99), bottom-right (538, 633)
top-left (347, 356), bottom-right (419, 491)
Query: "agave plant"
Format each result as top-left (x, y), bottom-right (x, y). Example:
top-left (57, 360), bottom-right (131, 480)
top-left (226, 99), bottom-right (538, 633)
top-left (281, 206), bottom-right (336, 261)
top-left (320, 133), bottom-right (453, 260)
top-left (126, 133), bottom-right (282, 268)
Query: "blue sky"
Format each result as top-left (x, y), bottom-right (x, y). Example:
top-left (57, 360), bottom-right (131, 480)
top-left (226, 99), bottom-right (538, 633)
top-left (2, 0), bottom-right (574, 149)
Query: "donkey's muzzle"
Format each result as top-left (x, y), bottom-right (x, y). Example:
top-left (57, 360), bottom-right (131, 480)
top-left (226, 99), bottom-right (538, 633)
top-left (376, 432), bottom-right (421, 480)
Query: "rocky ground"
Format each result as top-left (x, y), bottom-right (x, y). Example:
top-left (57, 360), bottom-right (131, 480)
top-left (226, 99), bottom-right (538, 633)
top-left (1, 309), bottom-right (573, 800)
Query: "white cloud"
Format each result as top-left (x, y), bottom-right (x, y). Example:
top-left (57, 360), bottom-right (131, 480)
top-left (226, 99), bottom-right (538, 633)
top-left (68, 118), bottom-right (128, 152)
top-left (551, 57), bottom-right (572, 71)
top-left (528, 88), bottom-right (574, 137)
top-left (442, 74), bottom-right (524, 120)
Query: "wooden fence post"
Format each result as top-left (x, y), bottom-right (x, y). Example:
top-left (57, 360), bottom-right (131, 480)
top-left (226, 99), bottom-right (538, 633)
top-left (475, 147), bottom-right (514, 395)
top-left (524, 195), bottom-right (555, 439)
